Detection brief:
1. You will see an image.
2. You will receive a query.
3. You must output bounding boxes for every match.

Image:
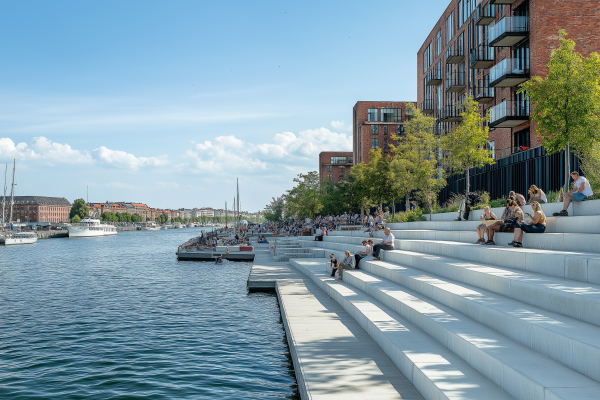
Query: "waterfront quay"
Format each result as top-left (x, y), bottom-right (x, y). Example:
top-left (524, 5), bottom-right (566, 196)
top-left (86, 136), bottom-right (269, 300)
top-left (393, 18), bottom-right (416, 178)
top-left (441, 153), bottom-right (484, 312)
top-left (247, 200), bottom-right (600, 399)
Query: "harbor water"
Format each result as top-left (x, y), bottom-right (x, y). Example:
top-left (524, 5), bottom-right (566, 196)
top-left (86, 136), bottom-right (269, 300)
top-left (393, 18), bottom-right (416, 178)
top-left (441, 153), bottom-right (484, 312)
top-left (0, 229), bottom-right (298, 399)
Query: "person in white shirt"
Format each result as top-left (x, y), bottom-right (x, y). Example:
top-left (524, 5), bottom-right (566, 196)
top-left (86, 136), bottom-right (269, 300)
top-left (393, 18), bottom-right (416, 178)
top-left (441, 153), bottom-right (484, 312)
top-left (354, 240), bottom-right (372, 267)
top-left (373, 228), bottom-right (395, 260)
top-left (554, 171), bottom-right (594, 216)
top-left (526, 185), bottom-right (548, 204)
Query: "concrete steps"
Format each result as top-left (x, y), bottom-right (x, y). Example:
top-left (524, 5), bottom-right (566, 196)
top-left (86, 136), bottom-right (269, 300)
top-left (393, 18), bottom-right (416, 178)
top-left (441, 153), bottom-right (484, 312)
top-left (341, 268), bottom-right (600, 400)
top-left (355, 259), bottom-right (600, 384)
top-left (291, 259), bottom-right (514, 400)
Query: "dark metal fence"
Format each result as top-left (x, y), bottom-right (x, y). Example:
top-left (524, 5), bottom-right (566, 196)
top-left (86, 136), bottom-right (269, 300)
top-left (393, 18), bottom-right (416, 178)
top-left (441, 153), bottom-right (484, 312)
top-left (439, 146), bottom-right (581, 204)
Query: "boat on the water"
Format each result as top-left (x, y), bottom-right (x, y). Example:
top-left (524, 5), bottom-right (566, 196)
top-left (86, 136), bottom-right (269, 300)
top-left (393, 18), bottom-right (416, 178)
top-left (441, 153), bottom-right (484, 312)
top-left (141, 222), bottom-right (160, 231)
top-left (1, 231), bottom-right (38, 245)
top-left (173, 222), bottom-right (185, 229)
top-left (67, 218), bottom-right (117, 238)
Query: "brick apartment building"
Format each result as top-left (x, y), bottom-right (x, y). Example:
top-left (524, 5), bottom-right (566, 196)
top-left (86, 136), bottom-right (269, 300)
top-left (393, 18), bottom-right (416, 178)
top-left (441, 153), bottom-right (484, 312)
top-left (319, 151), bottom-right (353, 182)
top-left (352, 101), bottom-right (416, 165)
top-left (1, 196), bottom-right (72, 223)
top-left (418, 0), bottom-right (600, 160)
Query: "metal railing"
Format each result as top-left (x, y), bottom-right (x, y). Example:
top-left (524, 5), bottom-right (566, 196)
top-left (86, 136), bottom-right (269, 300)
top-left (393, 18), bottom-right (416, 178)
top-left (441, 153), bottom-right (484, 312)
top-left (445, 42), bottom-right (465, 64)
top-left (469, 45), bottom-right (494, 68)
top-left (446, 72), bottom-right (466, 91)
top-left (475, 1), bottom-right (496, 25)
top-left (489, 16), bottom-right (529, 44)
top-left (420, 99), bottom-right (435, 114)
top-left (425, 68), bottom-right (442, 86)
top-left (474, 82), bottom-right (494, 100)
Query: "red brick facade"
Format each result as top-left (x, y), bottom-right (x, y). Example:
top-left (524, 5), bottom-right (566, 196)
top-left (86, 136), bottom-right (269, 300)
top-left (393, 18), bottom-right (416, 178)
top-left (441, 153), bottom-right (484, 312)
top-left (417, 0), bottom-right (600, 160)
top-left (2, 196), bottom-right (72, 223)
top-left (352, 101), bottom-right (416, 165)
top-left (319, 152), bottom-right (353, 183)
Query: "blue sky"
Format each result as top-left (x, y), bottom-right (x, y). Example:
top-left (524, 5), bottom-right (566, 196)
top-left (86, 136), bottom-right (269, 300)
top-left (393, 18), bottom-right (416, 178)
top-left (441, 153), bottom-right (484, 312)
top-left (0, 0), bottom-right (449, 211)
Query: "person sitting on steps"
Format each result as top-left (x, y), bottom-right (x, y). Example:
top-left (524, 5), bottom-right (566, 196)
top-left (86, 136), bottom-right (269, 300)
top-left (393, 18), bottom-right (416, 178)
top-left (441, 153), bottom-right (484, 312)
top-left (553, 171), bottom-right (594, 216)
top-left (354, 240), bottom-right (371, 268)
top-left (485, 199), bottom-right (524, 245)
top-left (509, 191), bottom-right (527, 207)
top-left (329, 253), bottom-right (339, 277)
top-left (509, 201), bottom-right (547, 248)
top-left (373, 228), bottom-right (395, 261)
top-left (476, 206), bottom-right (497, 244)
top-left (526, 185), bottom-right (548, 204)
top-left (337, 250), bottom-right (355, 280)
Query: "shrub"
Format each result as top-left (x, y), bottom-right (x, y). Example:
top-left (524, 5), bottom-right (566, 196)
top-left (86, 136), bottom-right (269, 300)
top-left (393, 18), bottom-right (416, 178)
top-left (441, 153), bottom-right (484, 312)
top-left (388, 208), bottom-right (426, 223)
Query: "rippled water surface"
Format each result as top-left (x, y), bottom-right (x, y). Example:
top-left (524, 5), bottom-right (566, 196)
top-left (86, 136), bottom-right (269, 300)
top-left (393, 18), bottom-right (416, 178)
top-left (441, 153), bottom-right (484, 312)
top-left (0, 229), bottom-right (298, 399)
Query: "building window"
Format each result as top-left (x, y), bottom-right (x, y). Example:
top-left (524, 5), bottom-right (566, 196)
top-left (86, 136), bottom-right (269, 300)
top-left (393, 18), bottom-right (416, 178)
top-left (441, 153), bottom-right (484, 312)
top-left (339, 166), bottom-right (345, 173)
top-left (371, 125), bottom-right (379, 135)
top-left (348, 157), bottom-right (353, 164)
top-left (424, 43), bottom-right (432, 73)
top-left (435, 30), bottom-right (442, 56)
top-left (367, 109), bottom-right (378, 121)
top-left (381, 109), bottom-right (402, 122)
top-left (397, 125), bottom-right (404, 135)
top-left (446, 12), bottom-right (453, 43)
top-left (327, 174), bottom-right (332, 181)
top-left (514, 129), bottom-right (530, 151)
top-left (384, 125), bottom-right (388, 135)
top-left (331, 157), bottom-right (347, 164)
top-left (384, 139), bottom-right (389, 148)
top-left (371, 139), bottom-right (379, 149)
top-left (327, 165), bottom-right (332, 172)
top-left (458, 0), bottom-right (463, 26)
top-left (487, 141), bottom-right (496, 159)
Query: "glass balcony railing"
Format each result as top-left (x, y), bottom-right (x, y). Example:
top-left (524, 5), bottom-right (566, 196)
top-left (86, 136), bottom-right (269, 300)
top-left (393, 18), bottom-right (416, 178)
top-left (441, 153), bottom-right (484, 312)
top-left (490, 0), bottom-right (518, 4)
top-left (489, 58), bottom-right (529, 87)
top-left (489, 16), bottom-right (529, 47)
top-left (488, 100), bottom-right (529, 127)
top-left (469, 45), bottom-right (494, 69)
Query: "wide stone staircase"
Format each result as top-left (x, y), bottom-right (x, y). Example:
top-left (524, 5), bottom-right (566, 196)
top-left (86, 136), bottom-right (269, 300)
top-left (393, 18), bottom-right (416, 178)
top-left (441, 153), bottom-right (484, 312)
top-left (286, 200), bottom-right (600, 400)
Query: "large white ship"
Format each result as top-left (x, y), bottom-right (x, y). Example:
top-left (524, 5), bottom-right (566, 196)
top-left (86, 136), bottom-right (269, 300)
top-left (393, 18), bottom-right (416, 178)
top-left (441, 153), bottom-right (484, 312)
top-left (1, 231), bottom-right (38, 245)
top-left (67, 218), bottom-right (117, 238)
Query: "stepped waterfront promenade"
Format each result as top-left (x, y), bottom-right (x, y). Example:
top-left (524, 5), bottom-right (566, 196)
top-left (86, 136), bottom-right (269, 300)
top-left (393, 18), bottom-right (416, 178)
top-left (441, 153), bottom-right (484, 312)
top-left (250, 199), bottom-right (600, 400)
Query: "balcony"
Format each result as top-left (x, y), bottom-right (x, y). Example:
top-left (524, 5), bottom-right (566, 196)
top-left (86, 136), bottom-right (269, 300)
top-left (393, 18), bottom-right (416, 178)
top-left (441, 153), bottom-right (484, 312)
top-left (440, 105), bottom-right (464, 122)
top-left (488, 101), bottom-right (529, 128)
top-left (446, 72), bottom-right (466, 93)
top-left (489, 17), bottom-right (529, 47)
top-left (420, 100), bottom-right (434, 115)
top-left (425, 68), bottom-right (442, 86)
top-left (474, 83), bottom-right (494, 103)
top-left (490, 0), bottom-right (518, 4)
top-left (476, 2), bottom-right (496, 25)
top-left (469, 45), bottom-right (494, 69)
top-left (489, 58), bottom-right (529, 87)
top-left (446, 43), bottom-right (464, 64)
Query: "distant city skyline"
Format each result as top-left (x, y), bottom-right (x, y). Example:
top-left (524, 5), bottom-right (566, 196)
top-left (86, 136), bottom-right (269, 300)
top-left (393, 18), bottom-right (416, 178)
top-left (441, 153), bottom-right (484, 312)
top-left (0, 0), bottom-right (450, 210)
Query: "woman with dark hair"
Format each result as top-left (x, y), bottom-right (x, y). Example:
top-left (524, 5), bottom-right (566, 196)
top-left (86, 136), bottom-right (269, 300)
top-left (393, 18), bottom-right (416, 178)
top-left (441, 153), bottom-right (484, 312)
top-left (526, 185), bottom-right (547, 204)
top-left (485, 199), bottom-right (524, 245)
top-left (329, 254), bottom-right (339, 277)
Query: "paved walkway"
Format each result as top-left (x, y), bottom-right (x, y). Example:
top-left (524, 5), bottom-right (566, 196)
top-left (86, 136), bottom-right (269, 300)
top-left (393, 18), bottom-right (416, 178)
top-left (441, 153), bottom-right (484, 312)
top-left (248, 250), bottom-right (423, 399)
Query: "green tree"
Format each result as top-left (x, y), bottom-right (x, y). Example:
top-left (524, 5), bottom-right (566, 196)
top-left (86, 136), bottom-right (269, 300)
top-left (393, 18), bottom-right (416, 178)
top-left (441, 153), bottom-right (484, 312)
top-left (71, 214), bottom-right (81, 223)
top-left (518, 30), bottom-right (600, 191)
top-left (264, 195), bottom-right (286, 222)
top-left (442, 96), bottom-right (494, 195)
top-left (100, 212), bottom-right (118, 222)
top-left (285, 172), bottom-right (323, 221)
top-left (70, 198), bottom-right (89, 219)
top-left (363, 149), bottom-right (396, 209)
top-left (131, 214), bottom-right (142, 223)
top-left (393, 104), bottom-right (446, 219)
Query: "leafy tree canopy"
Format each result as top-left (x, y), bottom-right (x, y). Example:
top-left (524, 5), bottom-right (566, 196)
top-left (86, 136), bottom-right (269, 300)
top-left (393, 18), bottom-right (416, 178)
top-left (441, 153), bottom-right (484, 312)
top-left (70, 198), bottom-right (89, 219)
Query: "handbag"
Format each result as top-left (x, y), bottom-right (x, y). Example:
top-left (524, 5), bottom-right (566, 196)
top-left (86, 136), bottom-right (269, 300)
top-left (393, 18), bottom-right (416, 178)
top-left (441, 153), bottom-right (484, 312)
top-left (503, 217), bottom-right (518, 229)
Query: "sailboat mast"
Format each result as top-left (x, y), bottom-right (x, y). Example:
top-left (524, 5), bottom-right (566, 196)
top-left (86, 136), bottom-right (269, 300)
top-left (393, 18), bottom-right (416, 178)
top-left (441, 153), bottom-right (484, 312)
top-left (225, 201), bottom-right (228, 228)
top-left (9, 159), bottom-right (16, 225)
top-left (2, 163), bottom-right (7, 227)
top-left (237, 178), bottom-right (240, 225)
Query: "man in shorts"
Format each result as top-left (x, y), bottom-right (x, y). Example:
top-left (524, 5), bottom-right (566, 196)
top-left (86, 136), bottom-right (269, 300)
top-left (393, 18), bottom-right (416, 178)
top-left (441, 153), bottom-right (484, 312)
top-left (553, 171), bottom-right (594, 216)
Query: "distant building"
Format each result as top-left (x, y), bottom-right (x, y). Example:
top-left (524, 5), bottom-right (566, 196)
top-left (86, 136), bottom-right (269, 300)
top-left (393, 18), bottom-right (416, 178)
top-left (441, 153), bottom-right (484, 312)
top-left (1, 196), bottom-right (72, 224)
top-left (352, 101), bottom-right (415, 165)
top-left (319, 151), bottom-right (353, 183)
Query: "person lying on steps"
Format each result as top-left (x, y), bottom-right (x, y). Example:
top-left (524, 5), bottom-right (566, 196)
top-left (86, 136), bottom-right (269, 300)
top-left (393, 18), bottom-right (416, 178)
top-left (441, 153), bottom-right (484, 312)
top-left (509, 201), bottom-right (547, 248)
top-left (553, 171), bottom-right (594, 216)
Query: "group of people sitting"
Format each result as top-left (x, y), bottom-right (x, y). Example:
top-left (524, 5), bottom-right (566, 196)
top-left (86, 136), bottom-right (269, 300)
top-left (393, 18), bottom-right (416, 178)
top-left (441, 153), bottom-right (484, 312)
top-left (474, 172), bottom-right (593, 247)
top-left (328, 228), bottom-right (396, 280)
top-left (362, 207), bottom-right (390, 234)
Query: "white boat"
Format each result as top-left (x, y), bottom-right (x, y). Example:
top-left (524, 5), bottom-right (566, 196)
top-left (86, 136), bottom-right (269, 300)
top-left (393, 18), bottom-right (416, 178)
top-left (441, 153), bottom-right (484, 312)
top-left (1, 231), bottom-right (38, 245)
top-left (173, 222), bottom-right (185, 229)
top-left (67, 218), bottom-right (117, 238)
top-left (141, 222), bottom-right (160, 231)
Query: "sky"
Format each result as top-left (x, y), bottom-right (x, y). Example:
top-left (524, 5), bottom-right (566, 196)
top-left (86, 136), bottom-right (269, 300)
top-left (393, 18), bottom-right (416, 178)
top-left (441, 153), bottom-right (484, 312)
top-left (0, 0), bottom-right (450, 212)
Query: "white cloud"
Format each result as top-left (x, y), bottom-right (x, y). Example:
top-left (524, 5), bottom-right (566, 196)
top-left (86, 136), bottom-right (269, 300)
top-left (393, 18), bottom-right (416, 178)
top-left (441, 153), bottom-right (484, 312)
top-left (183, 127), bottom-right (352, 176)
top-left (331, 120), bottom-right (351, 131)
top-left (0, 136), bottom-right (91, 164)
top-left (93, 146), bottom-right (168, 170)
